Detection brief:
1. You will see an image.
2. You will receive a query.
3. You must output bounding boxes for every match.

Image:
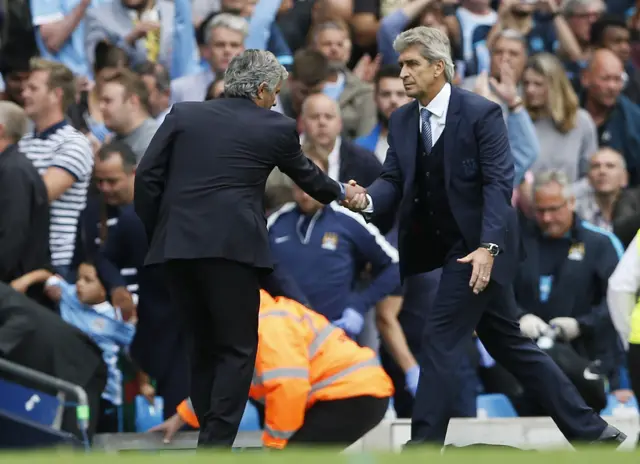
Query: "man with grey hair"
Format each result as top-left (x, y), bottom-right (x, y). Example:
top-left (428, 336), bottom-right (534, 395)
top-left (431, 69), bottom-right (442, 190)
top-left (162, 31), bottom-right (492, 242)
top-left (0, 101), bottom-right (50, 307)
top-left (171, 13), bottom-right (248, 103)
top-left (345, 26), bottom-right (625, 447)
top-left (135, 49), bottom-right (366, 448)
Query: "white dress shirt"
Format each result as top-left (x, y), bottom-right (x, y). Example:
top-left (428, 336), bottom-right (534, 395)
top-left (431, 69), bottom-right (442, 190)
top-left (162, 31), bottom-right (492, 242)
top-left (607, 235), bottom-right (640, 350)
top-left (364, 83), bottom-right (452, 213)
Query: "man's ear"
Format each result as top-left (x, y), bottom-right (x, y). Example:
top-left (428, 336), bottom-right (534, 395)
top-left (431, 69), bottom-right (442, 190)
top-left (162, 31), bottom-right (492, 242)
top-left (257, 82), bottom-right (268, 100)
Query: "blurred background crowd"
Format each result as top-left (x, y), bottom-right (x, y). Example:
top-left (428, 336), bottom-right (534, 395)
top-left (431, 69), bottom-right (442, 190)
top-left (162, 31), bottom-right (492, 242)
top-left (2, 0), bottom-right (640, 443)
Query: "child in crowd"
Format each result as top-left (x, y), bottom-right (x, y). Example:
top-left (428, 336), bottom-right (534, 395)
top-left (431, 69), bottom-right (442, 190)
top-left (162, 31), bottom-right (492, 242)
top-left (10, 262), bottom-right (151, 432)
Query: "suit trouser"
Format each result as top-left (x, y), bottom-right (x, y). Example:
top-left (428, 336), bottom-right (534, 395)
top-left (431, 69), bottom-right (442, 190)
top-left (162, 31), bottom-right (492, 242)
top-left (165, 258), bottom-right (260, 448)
top-left (410, 244), bottom-right (607, 445)
top-left (628, 344), bottom-right (640, 445)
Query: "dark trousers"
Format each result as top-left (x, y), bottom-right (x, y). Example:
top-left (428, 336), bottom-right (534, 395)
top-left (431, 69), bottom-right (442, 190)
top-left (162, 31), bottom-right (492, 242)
top-left (410, 243), bottom-right (607, 445)
top-left (165, 258), bottom-right (260, 448)
top-left (254, 396), bottom-right (388, 447)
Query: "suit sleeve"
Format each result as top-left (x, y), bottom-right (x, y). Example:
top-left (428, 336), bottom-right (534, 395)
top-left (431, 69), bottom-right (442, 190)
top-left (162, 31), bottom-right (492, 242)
top-left (134, 105), bottom-right (178, 244)
top-left (274, 123), bottom-right (342, 204)
top-left (0, 168), bottom-right (33, 278)
top-left (476, 104), bottom-right (514, 250)
top-left (367, 118), bottom-right (404, 216)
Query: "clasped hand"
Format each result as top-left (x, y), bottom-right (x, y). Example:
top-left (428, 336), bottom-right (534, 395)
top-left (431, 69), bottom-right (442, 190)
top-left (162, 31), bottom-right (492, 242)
top-left (341, 180), bottom-right (369, 210)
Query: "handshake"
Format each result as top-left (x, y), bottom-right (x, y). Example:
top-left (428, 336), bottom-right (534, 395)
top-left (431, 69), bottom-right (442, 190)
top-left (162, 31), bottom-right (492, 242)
top-left (341, 180), bottom-right (369, 211)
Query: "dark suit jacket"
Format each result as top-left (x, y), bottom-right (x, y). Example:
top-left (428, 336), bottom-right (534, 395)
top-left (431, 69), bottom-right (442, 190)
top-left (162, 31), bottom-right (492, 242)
top-left (135, 97), bottom-right (342, 268)
top-left (0, 144), bottom-right (50, 305)
top-left (367, 86), bottom-right (519, 284)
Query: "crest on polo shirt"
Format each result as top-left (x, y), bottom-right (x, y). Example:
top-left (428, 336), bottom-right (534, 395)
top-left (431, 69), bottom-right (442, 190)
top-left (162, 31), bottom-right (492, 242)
top-left (321, 232), bottom-right (338, 251)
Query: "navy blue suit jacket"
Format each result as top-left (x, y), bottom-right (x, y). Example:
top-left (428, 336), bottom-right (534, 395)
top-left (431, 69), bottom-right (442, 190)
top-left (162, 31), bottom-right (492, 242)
top-left (367, 86), bottom-right (520, 284)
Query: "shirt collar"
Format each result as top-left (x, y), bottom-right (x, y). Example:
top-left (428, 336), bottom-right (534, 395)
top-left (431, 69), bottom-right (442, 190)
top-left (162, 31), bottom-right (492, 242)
top-left (419, 83), bottom-right (451, 120)
top-left (34, 120), bottom-right (67, 139)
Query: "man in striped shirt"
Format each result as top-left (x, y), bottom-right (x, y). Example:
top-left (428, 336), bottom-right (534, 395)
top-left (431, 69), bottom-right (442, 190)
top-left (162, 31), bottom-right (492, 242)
top-left (19, 58), bottom-right (93, 279)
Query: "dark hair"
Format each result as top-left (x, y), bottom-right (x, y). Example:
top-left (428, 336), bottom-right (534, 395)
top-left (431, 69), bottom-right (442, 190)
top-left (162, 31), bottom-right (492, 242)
top-left (590, 14), bottom-right (628, 47)
top-left (134, 61), bottom-right (171, 93)
top-left (103, 69), bottom-right (151, 115)
top-left (97, 141), bottom-right (138, 172)
top-left (291, 48), bottom-right (330, 86)
top-left (94, 42), bottom-right (130, 73)
top-left (374, 65), bottom-right (402, 89)
top-left (205, 75), bottom-right (226, 100)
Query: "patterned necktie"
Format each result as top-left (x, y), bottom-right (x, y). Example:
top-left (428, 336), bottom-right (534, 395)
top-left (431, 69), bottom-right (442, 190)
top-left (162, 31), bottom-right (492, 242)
top-left (420, 107), bottom-right (432, 154)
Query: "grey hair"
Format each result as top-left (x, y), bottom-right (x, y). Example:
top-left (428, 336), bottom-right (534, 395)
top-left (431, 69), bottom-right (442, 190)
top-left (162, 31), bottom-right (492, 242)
top-left (224, 50), bottom-right (288, 99)
top-left (0, 101), bottom-right (28, 143)
top-left (393, 26), bottom-right (455, 83)
top-left (205, 13), bottom-right (249, 44)
top-left (533, 170), bottom-right (574, 199)
top-left (562, 0), bottom-right (605, 15)
top-left (493, 29), bottom-right (528, 49)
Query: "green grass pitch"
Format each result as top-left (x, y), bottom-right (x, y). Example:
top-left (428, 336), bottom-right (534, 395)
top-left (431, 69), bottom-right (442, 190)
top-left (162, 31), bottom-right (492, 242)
top-left (0, 447), bottom-right (637, 464)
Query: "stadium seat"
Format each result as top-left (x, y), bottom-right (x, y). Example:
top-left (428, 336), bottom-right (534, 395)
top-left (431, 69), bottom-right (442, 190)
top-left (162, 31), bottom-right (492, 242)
top-left (134, 395), bottom-right (164, 432)
top-left (0, 378), bottom-right (61, 427)
top-left (600, 393), bottom-right (639, 417)
top-left (238, 401), bottom-right (261, 431)
top-left (476, 394), bottom-right (518, 418)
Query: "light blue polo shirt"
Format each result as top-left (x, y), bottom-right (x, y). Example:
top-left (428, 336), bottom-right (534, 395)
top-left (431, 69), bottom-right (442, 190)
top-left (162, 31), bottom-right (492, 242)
top-left (31, 0), bottom-right (110, 76)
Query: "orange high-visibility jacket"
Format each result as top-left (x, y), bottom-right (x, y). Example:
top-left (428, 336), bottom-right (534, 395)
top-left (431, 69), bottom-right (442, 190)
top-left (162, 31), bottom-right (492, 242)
top-left (177, 290), bottom-right (394, 449)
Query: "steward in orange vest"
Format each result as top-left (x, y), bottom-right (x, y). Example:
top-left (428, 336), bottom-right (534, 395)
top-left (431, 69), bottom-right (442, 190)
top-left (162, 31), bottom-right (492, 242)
top-left (157, 289), bottom-right (394, 449)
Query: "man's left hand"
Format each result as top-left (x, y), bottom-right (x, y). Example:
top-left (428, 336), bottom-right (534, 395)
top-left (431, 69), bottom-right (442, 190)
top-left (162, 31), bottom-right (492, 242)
top-left (549, 317), bottom-right (580, 341)
top-left (333, 308), bottom-right (365, 336)
top-left (457, 248), bottom-right (495, 294)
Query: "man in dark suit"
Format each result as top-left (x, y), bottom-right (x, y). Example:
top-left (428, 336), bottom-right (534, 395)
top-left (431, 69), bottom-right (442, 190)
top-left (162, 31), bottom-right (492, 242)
top-left (0, 101), bottom-right (51, 308)
top-left (134, 49), bottom-right (364, 448)
top-left (346, 26), bottom-right (625, 447)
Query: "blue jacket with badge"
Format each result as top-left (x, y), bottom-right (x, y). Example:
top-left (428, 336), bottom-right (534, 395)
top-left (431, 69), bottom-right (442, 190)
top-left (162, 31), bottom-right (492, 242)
top-left (513, 215), bottom-right (624, 384)
top-left (267, 202), bottom-right (400, 322)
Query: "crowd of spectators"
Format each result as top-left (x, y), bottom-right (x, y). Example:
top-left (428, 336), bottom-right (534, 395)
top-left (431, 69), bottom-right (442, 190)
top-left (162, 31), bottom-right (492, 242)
top-left (1, 0), bottom-right (640, 438)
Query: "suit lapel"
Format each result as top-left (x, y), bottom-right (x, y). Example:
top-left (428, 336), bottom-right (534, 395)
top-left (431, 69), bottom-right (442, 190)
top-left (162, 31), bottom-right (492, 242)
top-left (444, 87), bottom-right (461, 187)
top-left (399, 101), bottom-right (419, 189)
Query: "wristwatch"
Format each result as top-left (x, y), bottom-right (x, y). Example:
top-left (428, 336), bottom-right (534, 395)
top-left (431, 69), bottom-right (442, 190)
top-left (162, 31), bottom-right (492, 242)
top-left (480, 243), bottom-right (500, 257)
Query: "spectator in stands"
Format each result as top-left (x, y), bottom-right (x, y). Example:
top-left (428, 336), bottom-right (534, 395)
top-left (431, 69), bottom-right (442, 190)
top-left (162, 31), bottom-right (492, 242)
top-left (267, 156), bottom-right (399, 339)
top-left (151, 289), bottom-right (394, 449)
top-left (93, 141), bottom-right (189, 420)
top-left (514, 169), bottom-right (624, 412)
top-left (99, 69), bottom-right (159, 161)
top-left (574, 148), bottom-right (628, 230)
top-left (310, 21), bottom-right (378, 138)
top-left (311, 20), bottom-right (352, 68)
top-left (0, 57), bottom-right (30, 107)
top-left (467, 30), bottom-right (540, 186)
top-left (0, 101), bottom-right (50, 308)
top-left (355, 65), bottom-right (411, 164)
top-left (562, 0), bottom-right (605, 61)
top-left (9, 263), bottom-right (138, 433)
top-left (300, 93), bottom-right (381, 189)
top-left (135, 61), bottom-right (172, 123)
top-left (278, 48), bottom-right (332, 124)
top-left (523, 52), bottom-right (598, 182)
top-left (171, 13), bottom-right (247, 103)
top-left (0, 281), bottom-right (108, 439)
top-left (377, 0), bottom-right (447, 68)
top-left (589, 15), bottom-right (640, 104)
top-left (442, 0), bottom-right (497, 79)
top-left (30, 0), bottom-right (99, 77)
top-left (85, 0), bottom-right (198, 79)
top-left (195, 0), bottom-right (293, 70)
top-left (581, 49), bottom-right (640, 186)
top-left (486, 0), bottom-right (581, 61)
top-left (67, 43), bottom-right (130, 145)
top-left (19, 58), bottom-right (93, 280)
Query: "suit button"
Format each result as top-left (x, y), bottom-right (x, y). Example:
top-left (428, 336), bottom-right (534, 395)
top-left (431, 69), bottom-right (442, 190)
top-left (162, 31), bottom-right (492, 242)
top-left (426, 192), bottom-right (431, 197)
top-left (414, 198), bottom-right (419, 203)
top-left (435, 230), bottom-right (440, 235)
top-left (426, 172), bottom-right (430, 178)
top-left (429, 211), bottom-right (434, 216)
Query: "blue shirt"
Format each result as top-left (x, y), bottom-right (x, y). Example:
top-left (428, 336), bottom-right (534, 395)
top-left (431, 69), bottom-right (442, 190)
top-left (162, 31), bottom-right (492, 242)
top-left (49, 278), bottom-right (135, 406)
top-left (31, 0), bottom-right (111, 77)
top-left (267, 202), bottom-right (400, 321)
